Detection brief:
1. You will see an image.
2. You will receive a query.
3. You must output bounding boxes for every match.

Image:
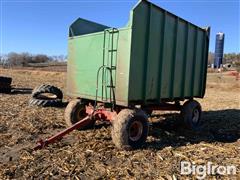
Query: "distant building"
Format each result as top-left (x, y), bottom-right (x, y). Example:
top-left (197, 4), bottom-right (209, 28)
top-left (214, 32), bottom-right (225, 68)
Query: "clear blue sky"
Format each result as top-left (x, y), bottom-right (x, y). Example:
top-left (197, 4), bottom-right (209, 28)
top-left (1, 0), bottom-right (239, 56)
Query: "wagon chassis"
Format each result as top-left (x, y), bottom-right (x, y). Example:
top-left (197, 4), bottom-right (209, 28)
top-left (34, 100), bottom-right (197, 150)
top-left (34, 0), bottom-right (208, 150)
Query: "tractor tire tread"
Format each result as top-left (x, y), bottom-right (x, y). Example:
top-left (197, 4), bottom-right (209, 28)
top-left (29, 97), bottom-right (62, 107)
top-left (31, 84), bottom-right (63, 99)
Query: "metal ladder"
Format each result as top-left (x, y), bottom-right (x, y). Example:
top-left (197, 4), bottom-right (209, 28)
top-left (102, 28), bottom-right (119, 108)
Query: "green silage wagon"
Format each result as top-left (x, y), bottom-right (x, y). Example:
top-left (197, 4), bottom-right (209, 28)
top-left (64, 0), bottom-right (210, 149)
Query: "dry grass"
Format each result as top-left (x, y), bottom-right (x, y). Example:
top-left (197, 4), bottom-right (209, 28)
top-left (0, 68), bottom-right (239, 179)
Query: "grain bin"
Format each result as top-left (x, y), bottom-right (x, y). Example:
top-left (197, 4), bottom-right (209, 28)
top-left (214, 32), bottom-right (225, 68)
top-left (58, 0), bottom-right (210, 150)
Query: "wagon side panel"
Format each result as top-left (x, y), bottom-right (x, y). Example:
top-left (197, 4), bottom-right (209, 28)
top-left (115, 28), bottom-right (132, 106)
top-left (128, 2), bottom-right (150, 102)
top-left (67, 33), bottom-right (104, 100)
top-left (128, 0), bottom-right (209, 104)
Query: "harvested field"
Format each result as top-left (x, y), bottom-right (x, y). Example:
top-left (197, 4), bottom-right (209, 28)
top-left (0, 64), bottom-right (67, 72)
top-left (0, 68), bottom-right (239, 179)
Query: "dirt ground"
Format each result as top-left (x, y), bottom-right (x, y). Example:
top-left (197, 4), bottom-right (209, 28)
top-left (0, 68), bottom-right (239, 179)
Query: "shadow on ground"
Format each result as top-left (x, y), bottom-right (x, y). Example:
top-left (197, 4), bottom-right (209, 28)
top-left (145, 109), bottom-right (240, 150)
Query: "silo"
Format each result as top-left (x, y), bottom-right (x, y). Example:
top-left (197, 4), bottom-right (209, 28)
top-left (214, 32), bottom-right (225, 68)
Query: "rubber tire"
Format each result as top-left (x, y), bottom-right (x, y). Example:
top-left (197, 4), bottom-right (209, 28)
top-left (0, 86), bottom-right (11, 93)
top-left (181, 100), bottom-right (202, 130)
top-left (32, 84), bottom-right (63, 99)
top-left (64, 99), bottom-right (95, 130)
top-left (29, 98), bottom-right (62, 107)
top-left (0, 76), bottom-right (12, 85)
top-left (0, 76), bottom-right (12, 93)
top-left (111, 109), bottom-right (149, 150)
top-left (143, 108), bottom-right (153, 116)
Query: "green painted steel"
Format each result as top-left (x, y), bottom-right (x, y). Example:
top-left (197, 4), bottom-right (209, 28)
top-left (69, 18), bottom-right (109, 37)
top-left (67, 26), bottom-right (132, 106)
top-left (67, 0), bottom-right (210, 107)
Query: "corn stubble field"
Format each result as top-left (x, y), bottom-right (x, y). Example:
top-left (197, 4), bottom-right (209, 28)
top-left (0, 68), bottom-right (239, 179)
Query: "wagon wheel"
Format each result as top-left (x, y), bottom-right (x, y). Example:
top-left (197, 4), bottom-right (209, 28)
top-left (111, 109), bottom-right (149, 150)
top-left (64, 99), bottom-right (95, 130)
top-left (181, 100), bottom-right (202, 130)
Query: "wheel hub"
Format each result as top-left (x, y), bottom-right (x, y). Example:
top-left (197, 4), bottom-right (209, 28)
top-left (192, 108), bottom-right (199, 123)
top-left (129, 121), bottom-right (143, 141)
top-left (77, 108), bottom-right (87, 120)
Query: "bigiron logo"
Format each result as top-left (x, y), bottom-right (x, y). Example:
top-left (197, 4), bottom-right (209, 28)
top-left (180, 161), bottom-right (237, 179)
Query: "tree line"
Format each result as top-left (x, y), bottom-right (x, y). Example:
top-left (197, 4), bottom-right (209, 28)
top-left (224, 53), bottom-right (240, 63)
top-left (0, 52), bottom-right (67, 66)
top-left (1, 51), bottom-right (239, 67)
top-left (208, 52), bottom-right (240, 65)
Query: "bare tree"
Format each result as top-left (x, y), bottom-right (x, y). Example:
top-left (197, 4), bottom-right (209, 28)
top-left (7, 52), bottom-right (32, 66)
top-left (50, 55), bottom-right (67, 62)
top-left (7, 52), bottom-right (20, 66)
top-left (4, 52), bottom-right (67, 66)
top-left (31, 54), bottom-right (50, 63)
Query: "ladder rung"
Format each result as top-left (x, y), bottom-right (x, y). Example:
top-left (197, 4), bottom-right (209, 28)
top-left (111, 66), bottom-right (116, 70)
top-left (108, 30), bottom-right (119, 34)
top-left (108, 49), bottom-right (117, 52)
top-left (107, 85), bottom-right (115, 88)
